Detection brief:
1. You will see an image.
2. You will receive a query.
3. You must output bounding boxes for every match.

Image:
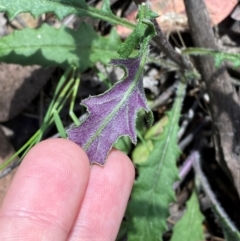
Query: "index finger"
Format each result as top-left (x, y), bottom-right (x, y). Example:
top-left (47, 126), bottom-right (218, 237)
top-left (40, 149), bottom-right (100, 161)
top-left (0, 138), bottom-right (90, 241)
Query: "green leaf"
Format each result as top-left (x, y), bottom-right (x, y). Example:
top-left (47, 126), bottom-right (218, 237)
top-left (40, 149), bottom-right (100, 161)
top-left (127, 81), bottom-right (186, 241)
top-left (170, 190), bottom-right (204, 241)
top-left (0, 0), bottom-right (134, 29)
top-left (132, 116), bottom-right (168, 164)
top-left (101, 0), bottom-right (113, 14)
top-left (118, 3), bottom-right (157, 58)
top-left (145, 110), bottom-right (154, 127)
top-left (0, 23), bottom-right (121, 71)
top-left (132, 139), bottom-right (152, 164)
top-left (113, 136), bottom-right (132, 155)
top-left (182, 47), bottom-right (240, 68)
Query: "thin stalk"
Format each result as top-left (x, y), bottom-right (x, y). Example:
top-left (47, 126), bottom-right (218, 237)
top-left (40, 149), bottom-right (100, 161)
top-left (0, 129), bottom-right (41, 169)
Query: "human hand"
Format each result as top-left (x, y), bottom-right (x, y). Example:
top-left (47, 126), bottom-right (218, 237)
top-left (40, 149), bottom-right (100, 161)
top-left (0, 139), bottom-right (135, 240)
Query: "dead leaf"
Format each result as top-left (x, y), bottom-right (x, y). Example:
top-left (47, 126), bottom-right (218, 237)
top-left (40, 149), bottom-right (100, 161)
top-left (0, 64), bottom-right (54, 122)
top-left (117, 0), bottom-right (238, 37)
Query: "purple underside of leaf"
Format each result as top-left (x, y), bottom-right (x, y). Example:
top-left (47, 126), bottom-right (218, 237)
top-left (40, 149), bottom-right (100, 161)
top-left (67, 57), bottom-right (149, 165)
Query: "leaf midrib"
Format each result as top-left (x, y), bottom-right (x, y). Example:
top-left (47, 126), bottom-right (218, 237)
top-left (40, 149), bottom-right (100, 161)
top-left (1, 0), bottom-right (135, 29)
top-left (0, 45), bottom-right (117, 52)
top-left (139, 81), bottom-right (185, 240)
top-left (83, 54), bottom-right (147, 154)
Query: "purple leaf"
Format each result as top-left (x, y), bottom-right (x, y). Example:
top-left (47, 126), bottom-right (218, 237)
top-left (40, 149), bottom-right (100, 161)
top-left (67, 57), bottom-right (150, 165)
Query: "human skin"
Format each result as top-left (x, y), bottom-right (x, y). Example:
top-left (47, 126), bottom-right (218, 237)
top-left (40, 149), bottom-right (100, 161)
top-left (0, 138), bottom-right (135, 241)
